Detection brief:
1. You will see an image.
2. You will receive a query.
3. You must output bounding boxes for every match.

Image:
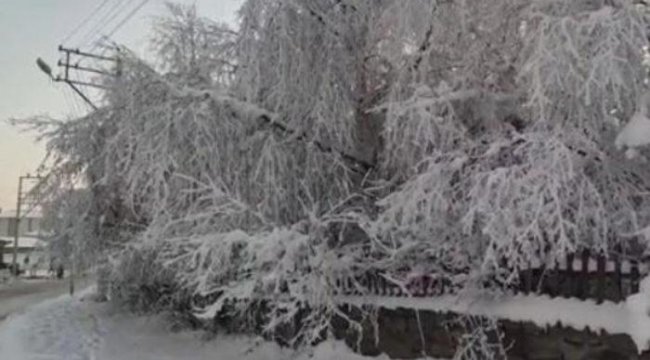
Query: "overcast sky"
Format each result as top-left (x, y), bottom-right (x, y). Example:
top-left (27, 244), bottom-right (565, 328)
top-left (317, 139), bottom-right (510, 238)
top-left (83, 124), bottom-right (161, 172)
top-left (0, 0), bottom-right (241, 212)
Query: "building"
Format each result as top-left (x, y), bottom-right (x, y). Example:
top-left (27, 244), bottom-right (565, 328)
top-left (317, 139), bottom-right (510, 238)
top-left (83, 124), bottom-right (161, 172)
top-left (0, 209), bottom-right (42, 238)
top-left (0, 209), bottom-right (47, 270)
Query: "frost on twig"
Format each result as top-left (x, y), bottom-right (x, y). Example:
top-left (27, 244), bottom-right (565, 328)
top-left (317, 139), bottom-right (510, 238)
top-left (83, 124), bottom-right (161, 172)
top-left (452, 315), bottom-right (508, 360)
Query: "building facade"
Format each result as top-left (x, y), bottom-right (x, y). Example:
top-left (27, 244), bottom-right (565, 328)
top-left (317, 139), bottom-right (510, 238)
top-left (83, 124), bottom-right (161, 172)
top-left (0, 210), bottom-right (42, 237)
top-left (0, 210), bottom-right (46, 270)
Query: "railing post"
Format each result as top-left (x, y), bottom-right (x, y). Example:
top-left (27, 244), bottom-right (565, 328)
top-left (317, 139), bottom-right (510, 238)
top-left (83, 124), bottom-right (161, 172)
top-left (631, 260), bottom-right (640, 294)
top-left (614, 255), bottom-right (622, 302)
top-left (596, 252), bottom-right (606, 304)
top-left (565, 253), bottom-right (574, 298)
top-left (578, 249), bottom-right (589, 300)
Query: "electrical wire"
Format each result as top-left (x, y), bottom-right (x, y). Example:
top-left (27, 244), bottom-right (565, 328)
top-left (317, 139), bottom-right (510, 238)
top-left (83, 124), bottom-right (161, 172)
top-left (59, 83), bottom-right (76, 117)
top-left (78, 0), bottom-right (130, 48)
top-left (71, 71), bottom-right (96, 113)
top-left (102, 0), bottom-right (152, 43)
top-left (77, 68), bottom-right (104, 108)
top-left (55, 0), bottom-right (151, 116)
top-left (72, 0), bottom-right (122, 48)
top-left (61, 0), bottom-right (111, 45)
top-left (69, 88), bottom-right (85, 115)
top-left (61, 85), bottom-right (81, 117)
top-left (79, 0), bottom-right (130, 48)
top-left (86, 0), bottom-right (151, 55)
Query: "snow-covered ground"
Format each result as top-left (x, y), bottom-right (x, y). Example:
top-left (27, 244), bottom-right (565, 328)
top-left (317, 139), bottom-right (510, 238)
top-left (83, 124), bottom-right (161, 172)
top-left (0, 289), bottom-right (438, 360)
top-left (0, 278), bottom-right (82, 322)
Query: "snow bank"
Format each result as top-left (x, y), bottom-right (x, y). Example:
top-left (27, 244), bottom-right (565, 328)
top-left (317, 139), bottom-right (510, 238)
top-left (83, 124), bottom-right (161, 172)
top-left (626, 277), bottom-right (650, 352)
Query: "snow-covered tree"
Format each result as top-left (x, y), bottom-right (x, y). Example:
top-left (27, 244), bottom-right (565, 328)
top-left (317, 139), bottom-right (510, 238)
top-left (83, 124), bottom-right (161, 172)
top-left (22, 0), bottom-right (650, 345)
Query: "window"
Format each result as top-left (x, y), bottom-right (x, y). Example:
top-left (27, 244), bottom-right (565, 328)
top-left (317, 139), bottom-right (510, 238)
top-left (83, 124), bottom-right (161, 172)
top-left (0, 219), bottom-right (6, 236)
top-left (7, 218), bottom-right (17, 236)
top-left (27, 218), bottom-right (33, 233)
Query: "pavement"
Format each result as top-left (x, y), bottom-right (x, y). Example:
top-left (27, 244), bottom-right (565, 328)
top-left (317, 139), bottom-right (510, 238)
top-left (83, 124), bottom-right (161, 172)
top-left (0, 277), bottom-right (93, 322)
top-left (0, 288), bottom-right (389, 360)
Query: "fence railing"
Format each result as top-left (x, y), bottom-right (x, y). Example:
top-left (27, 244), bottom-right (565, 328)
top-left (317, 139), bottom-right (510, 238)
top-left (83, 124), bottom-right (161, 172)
top-left (335, 250), bottom-right (648, 303)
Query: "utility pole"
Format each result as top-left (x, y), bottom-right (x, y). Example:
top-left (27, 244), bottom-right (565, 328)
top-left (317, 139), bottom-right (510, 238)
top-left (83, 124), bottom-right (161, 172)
top-left (36, 45), bottom-right (120, 110)
top-left (55, 45), bottom-right (119, 110)
top-left (34, 46), bottom-right (121, 290)
top-left (11, 178), bottom-right (23, 276)
top-left (11, 174), bottom-right (44, 276)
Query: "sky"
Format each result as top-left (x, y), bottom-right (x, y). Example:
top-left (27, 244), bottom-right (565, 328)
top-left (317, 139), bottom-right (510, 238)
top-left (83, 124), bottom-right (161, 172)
top-left (0, 0), bottom-right (242, 212)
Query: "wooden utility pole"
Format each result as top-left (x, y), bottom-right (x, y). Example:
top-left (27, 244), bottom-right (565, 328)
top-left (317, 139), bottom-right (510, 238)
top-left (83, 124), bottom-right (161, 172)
top-left (11, 174), bottom-right (44, 276)
top-left (11, 178), bottom-right (23, 275)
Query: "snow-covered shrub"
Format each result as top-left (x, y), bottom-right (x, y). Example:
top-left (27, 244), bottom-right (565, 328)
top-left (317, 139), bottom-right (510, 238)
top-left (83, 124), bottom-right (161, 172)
top-left (452, 316), bottom-right (508, 360)
top-left (107, 244), bottom-right (179, 312)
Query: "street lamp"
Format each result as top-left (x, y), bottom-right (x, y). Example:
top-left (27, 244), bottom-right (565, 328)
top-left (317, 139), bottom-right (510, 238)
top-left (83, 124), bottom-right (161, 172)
top-left (36, 58), bottom-right (54, 80)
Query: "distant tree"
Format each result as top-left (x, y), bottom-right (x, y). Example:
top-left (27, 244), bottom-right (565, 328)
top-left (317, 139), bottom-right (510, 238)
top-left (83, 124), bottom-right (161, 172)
top-left (151, 3), bottom-right (237, 85)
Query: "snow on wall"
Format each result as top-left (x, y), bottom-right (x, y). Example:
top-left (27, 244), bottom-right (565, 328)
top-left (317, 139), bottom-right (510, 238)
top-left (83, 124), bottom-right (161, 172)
top-left (338, 275), bottom-right (650, 354)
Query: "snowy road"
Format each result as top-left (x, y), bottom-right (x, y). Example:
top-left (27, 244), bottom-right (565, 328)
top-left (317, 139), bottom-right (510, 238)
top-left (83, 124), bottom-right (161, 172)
top-left (0, 288), bottom-right (415, 360)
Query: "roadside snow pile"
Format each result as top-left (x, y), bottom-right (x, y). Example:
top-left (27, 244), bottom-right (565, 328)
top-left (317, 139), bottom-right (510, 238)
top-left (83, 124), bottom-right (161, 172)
top-left (0, 289), bottom-right (440, 360)
top-left (626, 277), bottom-right (650, 352)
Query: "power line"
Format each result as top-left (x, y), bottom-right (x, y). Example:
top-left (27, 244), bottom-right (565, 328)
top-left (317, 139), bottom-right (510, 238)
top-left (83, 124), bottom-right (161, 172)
top-left (79, 0), bottom-right (130, 48)
top-left (87, 0), bottom-right (151, 54)
top-left (72, 0), bottom-right (123, 48)
top-left (62, 0), bottom-right (112, 44)
top-left (78, 0), bottom-right (130, 48)
top-left (78, 0), bottom-right (150, 68)
top-left (64, 84), bottom-right (84, 116)
top-left (102, 0), bottom-right (151, 43)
